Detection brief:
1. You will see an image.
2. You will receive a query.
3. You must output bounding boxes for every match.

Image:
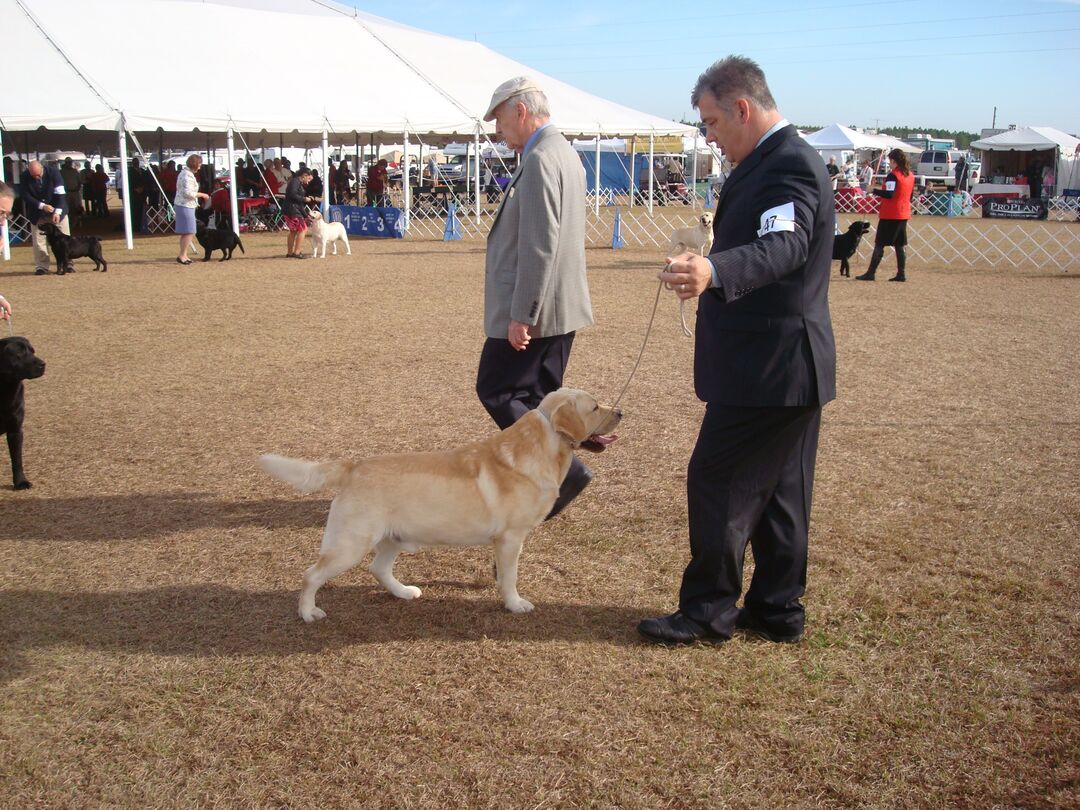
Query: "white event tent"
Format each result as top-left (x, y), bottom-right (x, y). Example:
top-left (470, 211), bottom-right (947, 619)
top-left (803, 123), bottom-right (919, 156)
top-left (1, 0), bottom-right (695, 253)
top-left (969, 126), bottom-right (1080, 194)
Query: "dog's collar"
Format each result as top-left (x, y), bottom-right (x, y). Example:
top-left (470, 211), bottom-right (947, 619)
top-left (534, 406), bottom-right (579, 447)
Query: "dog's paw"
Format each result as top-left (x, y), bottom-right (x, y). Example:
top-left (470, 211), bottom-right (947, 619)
top-left (395, 585), bottom-right (422, 601)
top-left (505, 598), bottom-right (534, 614)
top-left (13, 479), bottom-right (32, 490)
top-left (299, 606), bottom-right (326, 623)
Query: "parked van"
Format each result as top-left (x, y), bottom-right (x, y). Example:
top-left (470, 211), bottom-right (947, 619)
top-left (916, 149), bottom-right (965, 187)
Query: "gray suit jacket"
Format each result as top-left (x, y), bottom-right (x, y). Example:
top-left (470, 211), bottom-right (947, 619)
top-left (484, 126), bottom-right (593, 339)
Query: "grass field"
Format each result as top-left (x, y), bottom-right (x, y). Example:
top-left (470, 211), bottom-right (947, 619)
top-left (0, 231), bottom-right (1077, 808)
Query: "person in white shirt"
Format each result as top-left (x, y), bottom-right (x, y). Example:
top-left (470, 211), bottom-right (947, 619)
top-left (859, 159), bottom-right (874, 191)
top-left (174, 154), bottom-right (209, 265)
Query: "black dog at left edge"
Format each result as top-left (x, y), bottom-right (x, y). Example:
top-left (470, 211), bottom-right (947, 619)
top-left (0, 336), bottom-right (46, 489)
top-left (39, 222), bottom-right (107, 274)
top-left (196, 224), bottom-right (245, 261)
top-left (833, 220), bottom-right (871, 277)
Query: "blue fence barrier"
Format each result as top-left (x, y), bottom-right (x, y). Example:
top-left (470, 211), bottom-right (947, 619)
top-left (328, 206), bottom-right (404, 238)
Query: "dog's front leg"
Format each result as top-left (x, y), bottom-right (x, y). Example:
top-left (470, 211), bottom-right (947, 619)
top-left (7, 430), bottom-right (30, 490)
top-left (494, 531), bottom-right (533, 613)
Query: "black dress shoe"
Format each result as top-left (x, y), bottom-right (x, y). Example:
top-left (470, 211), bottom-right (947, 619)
top-left (854, 271), bottom-right (875, 281)
top-left (888, 274), bottom-right (906, 282)
top-left (637, 612), bottom-right (725, 645)
top-left (735, 609), bottom-right (804, 644)
top-left (545, 460), bottom-right (592, 520)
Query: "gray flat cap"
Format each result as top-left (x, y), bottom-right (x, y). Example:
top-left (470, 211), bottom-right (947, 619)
top-left (483, 76), bottom-right (544, 122)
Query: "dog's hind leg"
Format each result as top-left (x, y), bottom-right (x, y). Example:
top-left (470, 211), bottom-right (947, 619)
top-left (343, 237), bottom-right (351, 256)
top-left (494, 530), bottom-right (533, 613)
top-left (298, 503), bottom-right (375, 622)
top-left (368, 537), bottom-right (422, 600)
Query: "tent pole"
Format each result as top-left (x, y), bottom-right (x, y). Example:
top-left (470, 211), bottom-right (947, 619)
top-left (629, 136), bottom-right (635, 209)
top-left (118, 126), bottom-right (133, 250)
top-left (691, 130), bottom-right (698, 205)
top-left (354, 133), bottom-right (359, 197)
top-left (474, 124), bottom-right (481, 220)
top-left (0, 128), bottom-right (8, 261)
top-left (227, 128), bottom-right (240, 237)
top-left (648, 134), bottom-right (655, 215)
top-left (594, 135), bottom-right (601, 216)
top-left (402, 129), bottom-right (411, 233)
top-left (321, 130), bottom-right (329, 219)
top-left (158, 131), bottom-right (163, 168)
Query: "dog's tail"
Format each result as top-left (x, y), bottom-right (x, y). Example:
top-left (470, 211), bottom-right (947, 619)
top-left (236, 234), bottom-right (245, 254)
top-left (258, 453), bottom-right (352, 493)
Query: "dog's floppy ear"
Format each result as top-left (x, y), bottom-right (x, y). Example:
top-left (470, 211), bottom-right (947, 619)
top-left (547, 399), bottom-right (588, 445)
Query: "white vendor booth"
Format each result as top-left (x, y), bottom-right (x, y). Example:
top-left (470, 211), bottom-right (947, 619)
top-left (970, 126), bottom-right (1080, 196)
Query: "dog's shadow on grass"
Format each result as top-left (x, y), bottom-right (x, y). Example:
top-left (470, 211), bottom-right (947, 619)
top-left (0, 584), bottom-right (650, 682)
top-left (1, 492), bottom-right (332, 541)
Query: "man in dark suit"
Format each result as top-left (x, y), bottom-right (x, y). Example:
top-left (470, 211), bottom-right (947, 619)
top-left (19, 160), bottom-right (70, 275)
top-left (638, 55), bottom-right (836, 645)
top-left (476, 76), bottom-right (594, 519)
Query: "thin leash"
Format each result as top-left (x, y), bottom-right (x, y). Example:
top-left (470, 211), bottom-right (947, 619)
top-left (611, 274), bottom-right (690, 410)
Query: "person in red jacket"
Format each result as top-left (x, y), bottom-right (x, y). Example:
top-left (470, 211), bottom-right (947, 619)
top-left (857, 148), bottom-right (915, 282)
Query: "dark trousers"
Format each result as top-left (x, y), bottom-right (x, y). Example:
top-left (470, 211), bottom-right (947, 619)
top-left (476, 332), bottom-right (587, 481)
top-left (679, 404), bottom-right (823, 638)
top-left (130, 197), bottom-right (144, 233)
top-left (476, 333), bottom-right (574, 428)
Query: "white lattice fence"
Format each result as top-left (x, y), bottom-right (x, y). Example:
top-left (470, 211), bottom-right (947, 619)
top-left (835, 191), bottom-right (1080, 271)
top-left (4, 188), bottom-right (1076, 273)
top-left (144, 205), bottom-right (173, 234)
top-left (3, 214), bottom-right (32, 246)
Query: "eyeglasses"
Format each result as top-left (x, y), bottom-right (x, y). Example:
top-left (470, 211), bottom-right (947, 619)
top-left (0, 207), bottom-right (11, 222)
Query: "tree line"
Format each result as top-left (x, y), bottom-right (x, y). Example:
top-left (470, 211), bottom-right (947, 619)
top-left (684, 120), bottom-right (980, 150)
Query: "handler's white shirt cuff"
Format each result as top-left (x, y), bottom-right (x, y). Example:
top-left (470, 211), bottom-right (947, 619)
top-left (707, 256), bottom-right (721, 291)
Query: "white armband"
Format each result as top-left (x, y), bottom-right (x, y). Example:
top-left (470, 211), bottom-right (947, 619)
top-left (756, 202), bottom-right (796, 238)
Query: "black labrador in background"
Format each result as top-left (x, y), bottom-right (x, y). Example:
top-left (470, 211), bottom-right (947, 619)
top-left (833, 220), bottom-right (871, 277)
top-left (0, 336), bottom-right (46, 489)
top-left (195, 224), bottom-right (245, 261)
top-left (39, 222), bottom-right (107, 274)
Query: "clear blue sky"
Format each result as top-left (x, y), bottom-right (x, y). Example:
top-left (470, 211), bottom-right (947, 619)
top-left (352, 0), bottom-right (1079, 135)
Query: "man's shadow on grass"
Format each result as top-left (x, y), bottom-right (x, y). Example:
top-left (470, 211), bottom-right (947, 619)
top-left (1, 492), bottom-right (332, 542)
top-left (0, 583), bottom-right (650, 682)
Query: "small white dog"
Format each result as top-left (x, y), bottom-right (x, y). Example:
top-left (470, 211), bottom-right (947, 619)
top-left (308, 210), bottom-right (351, 258)
top-left (670, 211), bottom-right (714, 256)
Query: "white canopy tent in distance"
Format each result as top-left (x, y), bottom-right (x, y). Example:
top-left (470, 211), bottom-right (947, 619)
top-left (969, 126), bottom-right (1080, 195)
top-left (0, 0), bottom-right (695, 259)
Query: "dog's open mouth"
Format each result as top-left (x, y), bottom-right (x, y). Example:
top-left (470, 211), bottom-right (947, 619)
top-left (581, 433), bottom-right (618, 453)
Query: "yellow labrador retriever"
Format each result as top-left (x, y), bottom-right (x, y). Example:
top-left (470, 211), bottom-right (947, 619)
top-left (259, 388), bottom-right (621, 621)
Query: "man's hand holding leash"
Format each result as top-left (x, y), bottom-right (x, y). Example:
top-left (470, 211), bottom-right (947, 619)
top-left (660, 252), bottom-right (713, 300)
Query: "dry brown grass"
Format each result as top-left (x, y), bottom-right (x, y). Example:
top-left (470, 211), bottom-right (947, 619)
top-left (0, 228), bottom-right (1077, 808)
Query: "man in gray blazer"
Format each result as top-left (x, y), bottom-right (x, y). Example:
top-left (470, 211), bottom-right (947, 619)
top-left (476, 76), bottom-right (594, 518)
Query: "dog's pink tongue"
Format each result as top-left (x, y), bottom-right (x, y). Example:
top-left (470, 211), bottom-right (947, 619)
top-left (590, 433), bottom-right (618, 446)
